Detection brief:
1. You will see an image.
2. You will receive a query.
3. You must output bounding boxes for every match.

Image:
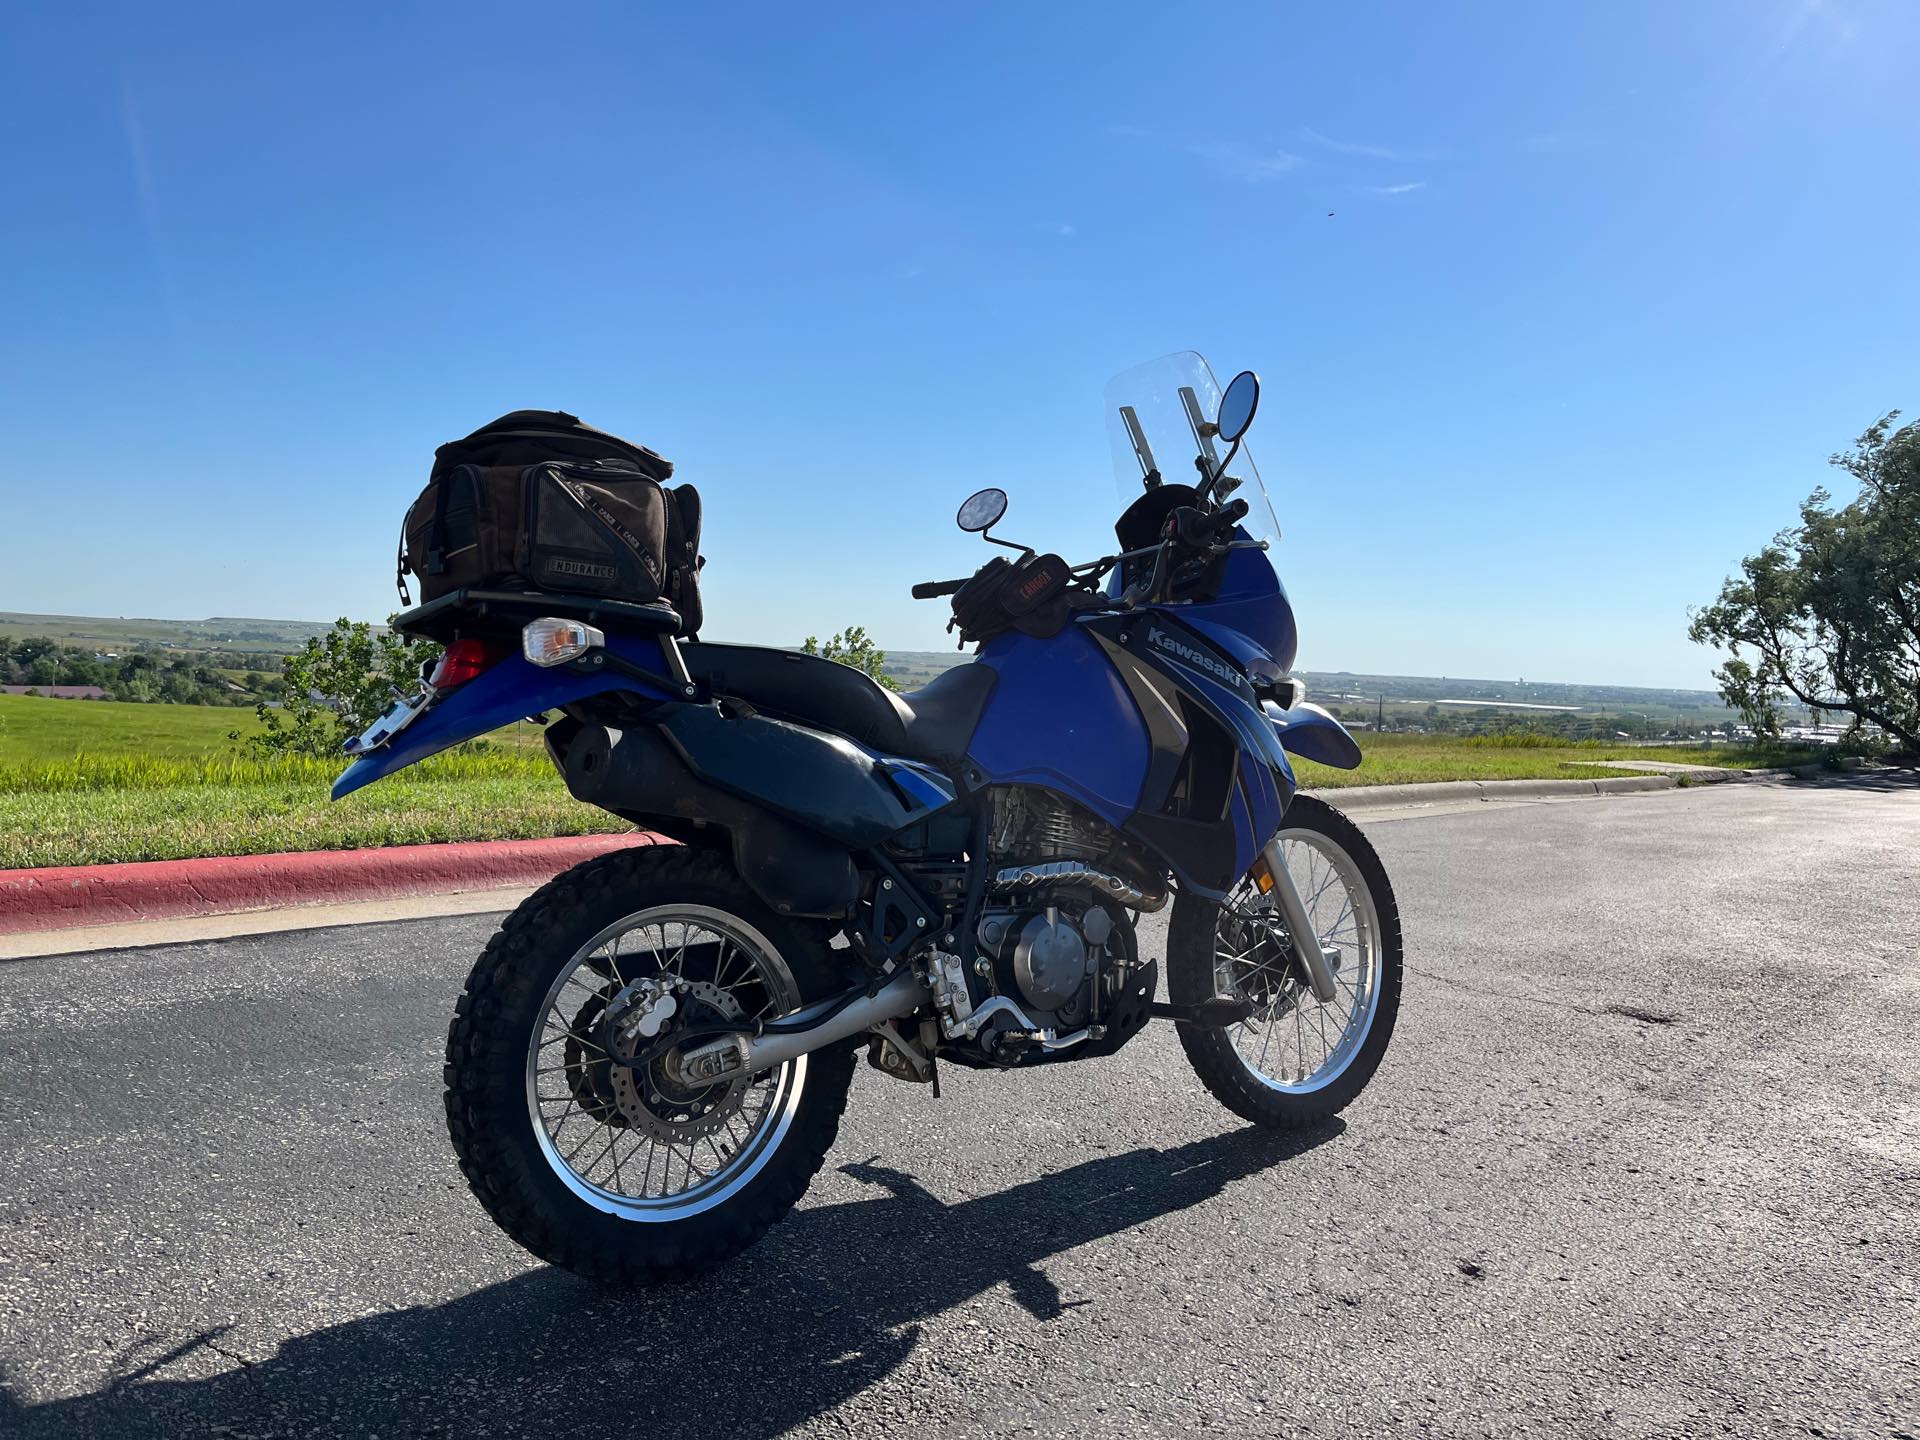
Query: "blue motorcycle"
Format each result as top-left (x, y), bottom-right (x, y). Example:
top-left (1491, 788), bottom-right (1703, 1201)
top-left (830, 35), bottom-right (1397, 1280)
top-left (336, 352), bottom-right (1402, 1284)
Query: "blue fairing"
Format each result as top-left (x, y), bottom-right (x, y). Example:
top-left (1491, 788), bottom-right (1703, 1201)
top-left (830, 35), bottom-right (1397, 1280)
top-left (1269, 701), bottom-right (1363, 770)
top-left (967, 602), bottom-right (1298, 902)
top-left (1141, 644), bottom-right (1293, 893)
top-left (1183, 543), bottom-right (1298, 674)
top-left (330, 634), bottom-right (675, 800)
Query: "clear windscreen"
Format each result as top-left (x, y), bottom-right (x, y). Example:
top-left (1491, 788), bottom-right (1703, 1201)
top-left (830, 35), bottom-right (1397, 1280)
top-left (1103, 351), bottom-right (1282, 547)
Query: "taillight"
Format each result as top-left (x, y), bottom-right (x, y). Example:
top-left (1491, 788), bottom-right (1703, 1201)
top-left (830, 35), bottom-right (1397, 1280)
top-left (429, 638), bottom-right (506, 690)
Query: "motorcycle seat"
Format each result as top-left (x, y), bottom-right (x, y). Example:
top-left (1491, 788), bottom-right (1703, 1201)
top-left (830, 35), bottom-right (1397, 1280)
top-left (679, 643), bottom-right (997, 767)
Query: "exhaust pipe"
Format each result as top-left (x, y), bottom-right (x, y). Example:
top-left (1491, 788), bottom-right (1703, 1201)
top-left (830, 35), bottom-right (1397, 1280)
top-left (990, 859), bottom-right (1167, 912)
top-left (673, 967), bottom-right (932, 1083)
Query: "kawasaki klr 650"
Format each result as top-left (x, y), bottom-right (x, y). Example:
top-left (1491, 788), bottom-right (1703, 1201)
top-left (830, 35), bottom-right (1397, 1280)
top-left (334, 352), bottom-right (1402, 1284)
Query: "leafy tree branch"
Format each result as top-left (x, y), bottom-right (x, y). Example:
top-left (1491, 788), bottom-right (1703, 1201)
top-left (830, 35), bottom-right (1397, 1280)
top-left (251, 619), bottom-right (441, 757)
top-left (1689, 412), bottom-right (1919, 752)
top-left (801, 626), bottom-right (898, 691)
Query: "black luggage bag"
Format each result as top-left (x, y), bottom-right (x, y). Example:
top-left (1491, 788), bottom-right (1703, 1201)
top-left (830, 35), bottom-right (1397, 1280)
top-left (398, 410), bottom-right (705, 634)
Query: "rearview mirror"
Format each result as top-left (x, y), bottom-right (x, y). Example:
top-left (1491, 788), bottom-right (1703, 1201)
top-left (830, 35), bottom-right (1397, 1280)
top-left (1216, 370), bottom-right (1260, 444)
top-left (956, 487), bottom-right (1008, 533)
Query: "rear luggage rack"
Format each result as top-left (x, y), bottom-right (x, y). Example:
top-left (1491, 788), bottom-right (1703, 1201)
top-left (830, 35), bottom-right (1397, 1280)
top-left (392, 587), bottom-right (684, 646)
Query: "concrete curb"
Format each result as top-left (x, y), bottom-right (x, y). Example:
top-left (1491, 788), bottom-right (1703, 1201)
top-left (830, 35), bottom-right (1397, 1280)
top-left (0, 832), bottom-right (663, 936)
top-left (1314, 763), bottom-right (1822, 811)
top-left (0, 759), bottom-right (1859, 937)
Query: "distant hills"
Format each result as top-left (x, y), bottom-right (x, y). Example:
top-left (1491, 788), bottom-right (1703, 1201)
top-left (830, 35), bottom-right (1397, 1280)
top-left (884, 650), bottom-right (1731, 712)
top-left (0, 612), bottom-right (1739, 722)
top-left (0, 611), bottom-right (336, 654)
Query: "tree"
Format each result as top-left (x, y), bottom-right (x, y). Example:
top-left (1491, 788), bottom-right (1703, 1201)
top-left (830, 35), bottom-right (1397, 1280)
top-left (801, 626), bottom-right (898, 690)
top-left (251, 618), bottom-right (441, 757)
top-left (1689, 412), bottom-right (1920, 752)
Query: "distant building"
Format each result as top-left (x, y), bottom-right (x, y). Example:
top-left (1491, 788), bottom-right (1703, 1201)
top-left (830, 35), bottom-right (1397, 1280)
top-left (0, 684), bottom-right (110, 700)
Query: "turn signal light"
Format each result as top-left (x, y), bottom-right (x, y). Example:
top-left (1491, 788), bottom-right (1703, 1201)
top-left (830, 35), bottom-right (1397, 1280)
top-left (429, 637), bottom-right (506, 690)
top-left (522, 617), bottom-right (604, 668)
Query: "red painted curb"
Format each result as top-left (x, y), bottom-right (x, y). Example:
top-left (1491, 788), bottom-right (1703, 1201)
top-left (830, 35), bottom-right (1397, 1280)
top-left (0, 833), bottom-right (667, 936)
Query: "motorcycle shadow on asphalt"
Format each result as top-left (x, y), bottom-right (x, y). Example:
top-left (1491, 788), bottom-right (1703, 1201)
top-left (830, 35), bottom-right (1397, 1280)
top-left (3, 1120), bottom-right (1341, 1439)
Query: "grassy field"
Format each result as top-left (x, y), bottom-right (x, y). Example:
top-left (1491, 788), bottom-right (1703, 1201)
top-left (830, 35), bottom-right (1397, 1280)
top-left (0, 692), bottom-right (261, 760)
top-left (0, 692), bottom-right (548, 762)
top-left (0, 693), bottom-right (1828, 868)
top-left (0, 751), bottom-right (623, 870)
top-left (1288, 732), bottom-right (1816, 789)
top-left (0, 695), bottom-right (604, 868)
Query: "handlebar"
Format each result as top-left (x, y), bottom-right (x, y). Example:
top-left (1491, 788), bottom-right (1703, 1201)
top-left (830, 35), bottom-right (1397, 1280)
top-left (917, 501), bottom-right (1266, 609)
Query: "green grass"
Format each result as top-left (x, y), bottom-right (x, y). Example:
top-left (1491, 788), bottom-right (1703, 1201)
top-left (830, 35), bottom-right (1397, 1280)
top-left (0, 692), bottom-right (548, 763)
top-left (1289, 733), bottom-right (1819, 789)
top-left (0, 692), bottom-right (1834, 869)
top-left (0, 692), bottom-right (261, 761)
top-left (0, 695), bottom-right (616, 868)
top-left (0, 749), bottom-right (626, 869)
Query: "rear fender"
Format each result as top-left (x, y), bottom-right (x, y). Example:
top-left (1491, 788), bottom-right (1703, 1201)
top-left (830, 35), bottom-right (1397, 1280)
top-left (330, 634), bottom-right (676, 799)
top-left (1267, 701), bottom-right (1363, 771)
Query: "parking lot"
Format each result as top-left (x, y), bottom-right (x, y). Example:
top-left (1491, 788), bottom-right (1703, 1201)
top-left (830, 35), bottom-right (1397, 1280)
top-left (2, 774), bottom-right (1915, 1438)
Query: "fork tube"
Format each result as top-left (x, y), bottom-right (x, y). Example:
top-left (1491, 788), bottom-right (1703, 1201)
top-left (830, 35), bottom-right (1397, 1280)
top-left (1262, 837), bottom-right (1339, 1004)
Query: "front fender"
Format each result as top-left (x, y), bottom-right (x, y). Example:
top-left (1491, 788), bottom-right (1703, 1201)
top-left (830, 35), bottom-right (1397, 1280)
top-left (331, 640), bottom-right (672, 799)
top-left (1266, 700), bottom-right (1363, 771)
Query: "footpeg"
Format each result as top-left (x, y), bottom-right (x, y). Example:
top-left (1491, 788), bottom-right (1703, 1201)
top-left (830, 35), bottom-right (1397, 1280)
top-left (1149, 996), bottom-right (1257, 1028)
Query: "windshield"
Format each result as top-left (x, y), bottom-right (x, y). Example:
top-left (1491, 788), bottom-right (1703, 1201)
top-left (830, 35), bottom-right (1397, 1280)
top-left (1103, 352), bottom-right (1282, 547)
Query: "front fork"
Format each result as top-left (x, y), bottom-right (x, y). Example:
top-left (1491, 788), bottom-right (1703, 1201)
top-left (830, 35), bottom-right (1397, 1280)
top-left (1259, 836), bottom-right (1341, 1005)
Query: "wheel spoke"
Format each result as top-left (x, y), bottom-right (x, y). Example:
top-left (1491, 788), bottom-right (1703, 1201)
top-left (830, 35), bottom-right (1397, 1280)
top-left (1214, 826), bottom-right (1381, 1095)
top-left (524, 902), bottom-right (816, 1219)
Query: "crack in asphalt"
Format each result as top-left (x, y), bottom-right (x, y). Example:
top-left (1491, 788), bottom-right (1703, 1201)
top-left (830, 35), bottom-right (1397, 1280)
top-left (1408, 964), bottom-right (1686, 1029)
top-left (1404, 962), bottom-right (1585, 1015)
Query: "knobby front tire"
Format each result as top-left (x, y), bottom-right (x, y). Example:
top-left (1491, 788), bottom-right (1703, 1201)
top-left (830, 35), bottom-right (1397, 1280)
top-left (1168, 794), bottom-right (1403, 1130)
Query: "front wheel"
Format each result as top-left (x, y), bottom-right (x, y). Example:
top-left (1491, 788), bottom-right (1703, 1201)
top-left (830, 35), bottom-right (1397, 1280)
top-left (443, 846), bottom-right (856, 1286)
top-left (1168, 794), bottom-right (1402, 1129)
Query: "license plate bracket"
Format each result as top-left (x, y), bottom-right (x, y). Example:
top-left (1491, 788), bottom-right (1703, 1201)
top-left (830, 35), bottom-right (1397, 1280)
top-left (342, 690), bottom-right (434, 756)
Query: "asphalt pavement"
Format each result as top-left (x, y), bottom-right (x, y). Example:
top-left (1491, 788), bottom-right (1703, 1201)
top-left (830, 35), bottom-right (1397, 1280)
top-left (1, 774), bottom-right (1915, 1438)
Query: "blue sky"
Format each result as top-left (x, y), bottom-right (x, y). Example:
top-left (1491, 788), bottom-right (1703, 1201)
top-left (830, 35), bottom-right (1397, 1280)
top-left (2, 1), bottom-right (1914, 689)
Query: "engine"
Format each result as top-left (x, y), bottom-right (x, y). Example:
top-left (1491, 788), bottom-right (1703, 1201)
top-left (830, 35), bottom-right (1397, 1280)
top-left (957, 788), bottom-right (1166, 1059)
top-left (973, 894), bottom-right (1123, 1033)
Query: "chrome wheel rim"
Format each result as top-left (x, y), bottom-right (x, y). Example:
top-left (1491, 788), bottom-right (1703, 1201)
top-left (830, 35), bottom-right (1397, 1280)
top-left (523, 904), bottom-right (807, 1222)
top-left (1213, 825), bottom-right (1381, 1094)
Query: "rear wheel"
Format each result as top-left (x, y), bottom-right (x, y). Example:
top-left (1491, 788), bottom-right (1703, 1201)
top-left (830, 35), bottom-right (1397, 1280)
top-left (444, 846), bottom-right (855, 1285)
top-left (1168, 794), bottom-right (1402, 1129)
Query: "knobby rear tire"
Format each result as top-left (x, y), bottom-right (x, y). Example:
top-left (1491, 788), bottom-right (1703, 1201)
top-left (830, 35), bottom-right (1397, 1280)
top-left (1167, 794), bottom-right (1403, 1130)
top-left (443, 845), bottom-right (856, 1286)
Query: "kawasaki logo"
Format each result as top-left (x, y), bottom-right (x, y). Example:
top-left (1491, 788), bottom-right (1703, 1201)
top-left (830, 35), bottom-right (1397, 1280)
top-left (1146, 626), bottom-right (1250, 694)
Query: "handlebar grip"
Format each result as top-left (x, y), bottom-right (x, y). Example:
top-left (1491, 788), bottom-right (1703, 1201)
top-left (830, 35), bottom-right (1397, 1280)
top-left (912, 578), bottom-right (968, 599)
top-left (1218, 498), bottom-right (1250, 526)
